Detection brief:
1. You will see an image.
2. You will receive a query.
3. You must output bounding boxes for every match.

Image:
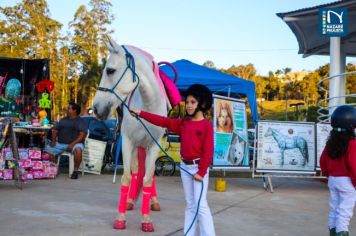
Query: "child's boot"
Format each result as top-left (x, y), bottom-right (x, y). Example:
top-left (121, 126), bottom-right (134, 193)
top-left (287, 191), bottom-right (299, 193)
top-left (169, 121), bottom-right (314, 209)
top-left (336, 231), bottom-right (349, 236)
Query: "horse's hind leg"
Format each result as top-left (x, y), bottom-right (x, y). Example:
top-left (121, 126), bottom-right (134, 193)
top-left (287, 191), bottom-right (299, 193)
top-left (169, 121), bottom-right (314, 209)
top-left (301, 141), bottom-right (309, 166)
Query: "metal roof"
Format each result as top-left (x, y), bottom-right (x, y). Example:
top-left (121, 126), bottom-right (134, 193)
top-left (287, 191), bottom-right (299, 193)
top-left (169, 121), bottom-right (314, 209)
top-left (277, 0), bottom-right (356, 57)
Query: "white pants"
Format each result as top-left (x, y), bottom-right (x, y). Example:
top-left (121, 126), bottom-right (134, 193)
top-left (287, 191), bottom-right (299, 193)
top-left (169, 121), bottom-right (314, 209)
top-left (180, 162), bottom-right (215, 236)
top-left (328, 176), bottom-right (356, 232)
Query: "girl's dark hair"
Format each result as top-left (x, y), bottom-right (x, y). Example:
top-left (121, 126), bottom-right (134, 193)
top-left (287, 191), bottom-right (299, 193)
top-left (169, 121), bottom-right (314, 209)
top-left (326, 129), bottom-right (353, 159)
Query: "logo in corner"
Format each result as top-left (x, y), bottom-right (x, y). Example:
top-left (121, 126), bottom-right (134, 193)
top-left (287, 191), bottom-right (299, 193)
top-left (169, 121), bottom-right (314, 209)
top-left (319, 8), bottom-right (348, 37)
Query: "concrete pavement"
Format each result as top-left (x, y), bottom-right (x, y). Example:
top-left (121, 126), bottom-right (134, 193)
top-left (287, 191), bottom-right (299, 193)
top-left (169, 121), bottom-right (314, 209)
top-left (0, 172), bottom-right (355, 236)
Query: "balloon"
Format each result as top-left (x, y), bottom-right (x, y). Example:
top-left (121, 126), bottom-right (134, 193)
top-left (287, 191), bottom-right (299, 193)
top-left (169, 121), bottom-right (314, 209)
top-left (5, 78), bottom-right (21, 99)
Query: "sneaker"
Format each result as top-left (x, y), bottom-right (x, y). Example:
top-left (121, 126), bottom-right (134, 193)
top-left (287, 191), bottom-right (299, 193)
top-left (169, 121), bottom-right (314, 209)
top-left (70, 171), bottom-right (79, 179)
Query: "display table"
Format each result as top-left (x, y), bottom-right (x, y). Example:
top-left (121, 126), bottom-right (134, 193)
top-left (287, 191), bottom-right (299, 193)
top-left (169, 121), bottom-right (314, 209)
top-left (13, 125), bottom-right (52, 147)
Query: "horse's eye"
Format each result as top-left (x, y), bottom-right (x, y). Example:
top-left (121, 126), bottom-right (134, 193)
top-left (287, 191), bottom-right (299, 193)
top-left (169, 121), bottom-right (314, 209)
top-left (106, 68), bottom-right (116, 75)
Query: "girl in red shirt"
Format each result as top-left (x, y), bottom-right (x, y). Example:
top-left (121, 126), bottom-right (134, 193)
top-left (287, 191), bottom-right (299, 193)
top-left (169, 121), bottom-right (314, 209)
top-left (131, 84), bottom-right (216, 236)
top-left (320, 105), bottom-right (356, 236)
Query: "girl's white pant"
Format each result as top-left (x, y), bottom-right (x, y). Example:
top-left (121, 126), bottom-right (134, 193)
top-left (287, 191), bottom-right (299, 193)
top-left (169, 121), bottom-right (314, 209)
top-left (180, 162), bottom-right (215, 236)
top-left (328, 176), bottom-right (356, 232)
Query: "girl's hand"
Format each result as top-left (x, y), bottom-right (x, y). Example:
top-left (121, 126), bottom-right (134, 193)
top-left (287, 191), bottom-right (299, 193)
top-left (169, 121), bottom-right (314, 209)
top-left (129, 109), bottom-right (141, 117)
top-left (193, 173), bottom-right (203, 182)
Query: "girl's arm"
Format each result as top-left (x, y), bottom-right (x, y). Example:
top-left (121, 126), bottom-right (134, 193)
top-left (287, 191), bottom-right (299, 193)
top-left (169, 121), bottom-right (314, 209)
top-left (347, 140), bottom-right (356, 187)
top-left (131, 109), bottom-right (181, 134)
top-left (319, 148), bottom-right (328, 177)
top-left (196, 122), bottom-right (214, 178)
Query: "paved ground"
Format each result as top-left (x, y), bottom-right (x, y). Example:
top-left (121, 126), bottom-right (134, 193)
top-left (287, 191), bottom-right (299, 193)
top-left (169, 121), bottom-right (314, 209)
top-left (1, 172), bottom-right (356, 236)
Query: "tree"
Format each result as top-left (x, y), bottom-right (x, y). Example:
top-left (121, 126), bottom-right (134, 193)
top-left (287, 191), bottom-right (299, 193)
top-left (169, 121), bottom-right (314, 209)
top-left (203, 60), bottom-right (215, 69)
top-left (225, 63), bottom-right (256, 80)
top-left (252, 75), bottom-right (266, 99)
top-left (69, 0), bottom-right (114, 109)
top-left (302, 72), bottom-right (320, 105)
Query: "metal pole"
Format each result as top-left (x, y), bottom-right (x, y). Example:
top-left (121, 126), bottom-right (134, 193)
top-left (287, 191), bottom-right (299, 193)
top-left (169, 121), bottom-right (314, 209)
top-left (285, 94), bottom-right (288, 121)
top-left (329, 37), bottom-right (342, 113)
top-left (112, 134), bottom-right (122, 184)
top-left (339, 46), bottom-right (346, 104)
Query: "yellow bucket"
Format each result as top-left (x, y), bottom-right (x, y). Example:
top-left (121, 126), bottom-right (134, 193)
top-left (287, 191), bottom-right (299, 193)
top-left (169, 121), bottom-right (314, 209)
top-left (215, 178), bottom-right (226, 192)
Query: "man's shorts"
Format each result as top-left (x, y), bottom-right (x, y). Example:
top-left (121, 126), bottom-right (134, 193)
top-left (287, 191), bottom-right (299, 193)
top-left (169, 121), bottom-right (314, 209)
top-left (44, 142), bottom-right (84, 156)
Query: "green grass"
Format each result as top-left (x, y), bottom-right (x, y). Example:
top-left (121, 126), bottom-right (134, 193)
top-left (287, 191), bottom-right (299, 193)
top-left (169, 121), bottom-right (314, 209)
top-left (247, 100), bottom-right (321, 126)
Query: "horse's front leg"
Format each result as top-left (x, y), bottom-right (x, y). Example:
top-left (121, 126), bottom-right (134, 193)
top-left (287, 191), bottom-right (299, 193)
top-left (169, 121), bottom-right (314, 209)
top-left (114, 136), bottom-right (135, 229)
top-left (140, 144), bottom-right (160, 231)
top-left (281, 149), bottom-right (285, 166)
top-left (126, 147), bottom-right (140, 210)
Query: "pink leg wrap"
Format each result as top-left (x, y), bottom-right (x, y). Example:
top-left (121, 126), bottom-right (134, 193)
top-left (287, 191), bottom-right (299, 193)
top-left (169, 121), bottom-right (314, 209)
top-left (128, 173), bottom-right (138, 200)
top-left (151, 176), bottom-right (157, 198)
top-left (118, 185), bottom-right (129, 213)
top-left (141, 186), bottom-right (152, 215)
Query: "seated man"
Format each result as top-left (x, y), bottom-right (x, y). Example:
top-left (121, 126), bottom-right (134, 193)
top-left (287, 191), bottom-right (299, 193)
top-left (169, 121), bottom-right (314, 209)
top-left (45, 102), bottom-right (87, 179)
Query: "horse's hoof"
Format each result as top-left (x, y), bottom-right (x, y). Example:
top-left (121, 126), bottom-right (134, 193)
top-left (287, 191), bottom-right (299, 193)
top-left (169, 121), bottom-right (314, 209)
top-left (141, 222), bottom-right (154, 232)
top-left (127, 202), bottom-right (134, 211)
top-left (113, 219), bottom-right (126, 230)
top-left (151, 202), bottom-right (160, 211)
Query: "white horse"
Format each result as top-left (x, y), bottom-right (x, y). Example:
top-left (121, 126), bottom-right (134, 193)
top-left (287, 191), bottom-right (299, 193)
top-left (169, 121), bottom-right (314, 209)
top-left (264, 127), bottom-right (309, 166)
top-left (92, 36), bottom-right (167, 230)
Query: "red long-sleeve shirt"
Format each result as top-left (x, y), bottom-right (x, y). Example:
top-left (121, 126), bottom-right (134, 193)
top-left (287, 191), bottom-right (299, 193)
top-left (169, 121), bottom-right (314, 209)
top-left (320, 139), bottom-right (356, 186)
top-left (140, 111), bottom-right (214, 177)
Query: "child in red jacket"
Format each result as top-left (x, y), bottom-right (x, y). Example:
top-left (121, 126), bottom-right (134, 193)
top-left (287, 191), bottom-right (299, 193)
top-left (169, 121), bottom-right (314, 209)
top-left (131, 84), bottom-right (216, 236)
top-left (320, 105), bottom-right (356, 236)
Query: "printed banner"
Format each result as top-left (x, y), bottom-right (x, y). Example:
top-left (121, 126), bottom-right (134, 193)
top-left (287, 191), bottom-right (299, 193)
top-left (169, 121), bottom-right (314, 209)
top-left (213, 95), bottom-right (249, 169)
top-left (316, 123), bottom-right (332, 169)
top-left (256, 121), bottom-right (316, 173)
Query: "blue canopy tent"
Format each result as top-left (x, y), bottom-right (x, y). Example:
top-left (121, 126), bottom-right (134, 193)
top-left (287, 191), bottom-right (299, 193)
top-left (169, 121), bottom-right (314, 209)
top-left (160, 59), bottom-right (258, 126)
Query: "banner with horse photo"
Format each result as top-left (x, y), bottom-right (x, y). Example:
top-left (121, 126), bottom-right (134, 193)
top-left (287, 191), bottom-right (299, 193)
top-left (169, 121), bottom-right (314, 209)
top-left (212, 95), bottom-right (249, 169)
top-left (256, 121), bottom-right (316, 173)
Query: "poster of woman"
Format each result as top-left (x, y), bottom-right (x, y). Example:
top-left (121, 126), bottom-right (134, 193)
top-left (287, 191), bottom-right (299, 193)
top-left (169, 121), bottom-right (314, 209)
top-left (213, 95), bottom-right (249, 169)
top-left (215, 99), bottom-right (234, 133)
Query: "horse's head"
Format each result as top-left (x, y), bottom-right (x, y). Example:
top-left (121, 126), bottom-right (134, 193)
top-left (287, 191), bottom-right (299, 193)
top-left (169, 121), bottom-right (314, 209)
top-left (264, 127), bottom-right (272, 137)
top-left (93, 36), bottom-right (139, 120)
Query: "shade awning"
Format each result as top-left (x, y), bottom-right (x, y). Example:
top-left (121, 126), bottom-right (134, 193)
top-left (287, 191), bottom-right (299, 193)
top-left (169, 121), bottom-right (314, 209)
top-left (277, 0), bottom-right (356, 57)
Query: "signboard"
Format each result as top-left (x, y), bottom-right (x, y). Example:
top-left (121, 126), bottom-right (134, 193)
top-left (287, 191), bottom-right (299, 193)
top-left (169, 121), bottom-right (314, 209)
top-left (81, 138), bottom-right (106, 175)
top-left (212, 95), bottom-right (249, 169)
top-left (256, 121), bottom-right (316, 173)
top-left (319, 8), bottom-right (348, 37)
top-left (316, 123), bottom-right (332, 169)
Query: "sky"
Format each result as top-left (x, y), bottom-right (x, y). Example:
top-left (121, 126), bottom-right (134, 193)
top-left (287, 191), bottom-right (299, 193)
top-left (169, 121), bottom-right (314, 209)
top-left (1, 0), bottom-right (353, 76)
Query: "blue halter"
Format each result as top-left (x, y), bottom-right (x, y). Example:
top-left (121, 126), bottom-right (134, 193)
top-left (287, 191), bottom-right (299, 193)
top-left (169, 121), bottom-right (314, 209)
top-left (96, 46), bottom-right (139, 109)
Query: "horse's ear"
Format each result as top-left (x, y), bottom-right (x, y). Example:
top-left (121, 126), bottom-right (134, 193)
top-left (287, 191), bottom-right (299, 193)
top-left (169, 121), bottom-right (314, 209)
top-left (106, 35), bottom-right (121, 54)
top-left (103, 37), bottom-right (114, 53)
